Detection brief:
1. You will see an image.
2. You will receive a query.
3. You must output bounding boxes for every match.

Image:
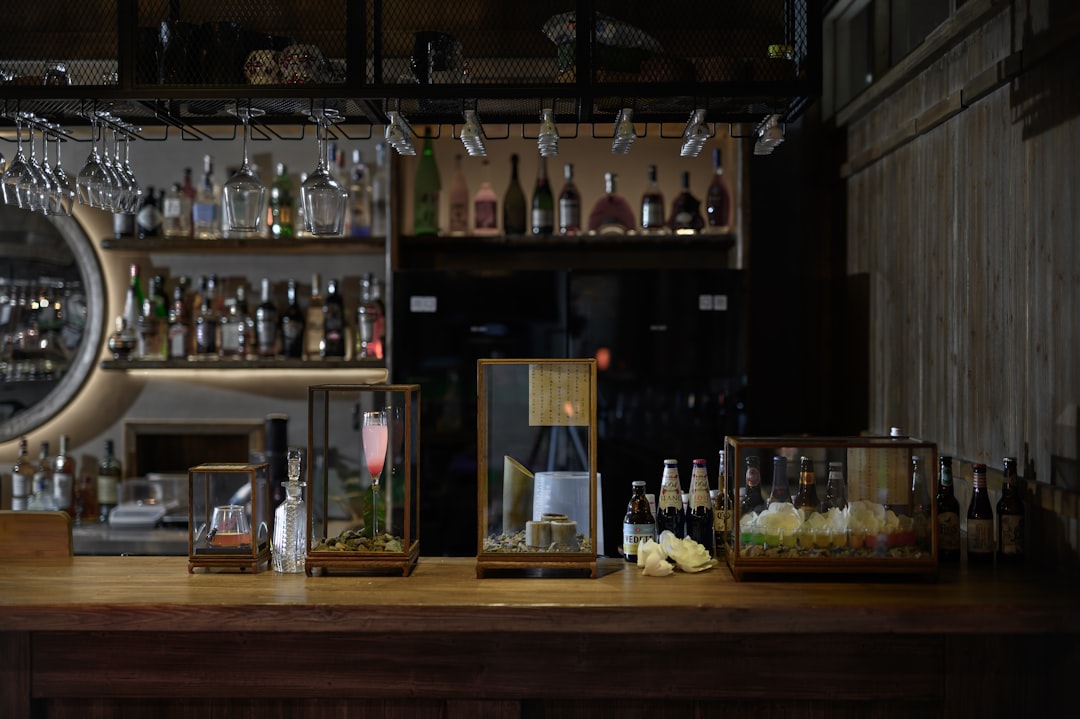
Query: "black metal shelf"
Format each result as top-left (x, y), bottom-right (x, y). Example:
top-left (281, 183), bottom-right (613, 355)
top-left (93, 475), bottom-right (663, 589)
top-left (99, 358), bottom-right (386, 370)
top-left (100, 234), bottom-right (385, 254)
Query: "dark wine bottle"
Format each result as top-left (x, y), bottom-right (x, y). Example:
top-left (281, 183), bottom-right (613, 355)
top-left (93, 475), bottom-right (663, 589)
top-left (503, 153), bottom-right (526, 235)
top-left (767, 455), bottom-right (791, 506)
top-left (530, 154), bottom-right (553, 235)
top-left (936, 456), bottom-right (961, 560)
top-left (279, 280), bottom-right (305, 359)
top-left (669, 171), bottom-right (704, 233)
top-left (640, 164), bottom-right (665, 232)
top-left (320, 278), bottom-right (346, 358)
top-left (557, 163), bottom-right (581, 235)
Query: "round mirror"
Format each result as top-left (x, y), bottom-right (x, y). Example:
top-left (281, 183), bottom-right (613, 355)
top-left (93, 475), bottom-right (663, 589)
top-left (0, 205), bottom-right (105, 442)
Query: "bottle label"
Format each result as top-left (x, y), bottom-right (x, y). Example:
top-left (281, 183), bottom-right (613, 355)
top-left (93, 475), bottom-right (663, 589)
top-left (192, 202), bottom-right (217, 224)
top-left (475, 199), bottom-right (497, 230)
top-left (97, 474), bottom-right (119, 506)
top-left (938, 511), bottom-right (960, 551)
top-left (999, 515), bottom-right (1025, 555)
top-left (531, 207), bottom-right (553, 231)
top-left (967, 518), bottom-right (994, 554)
top-left (168, 324), bottom-right (189, 359)
top-left (642, 198), bottom-right (664, 228)
top-left (623, 522), bottom-right (656, 558)
top-left (163, 197), bottom-right (182, 219)
top-left (558, 197), bottom-right (580, 229)
top-left (658, 485), bottom-right (681, 511)
top-left (11, 471), bottom-right (29, 499)
top-left (53, 472), bottom-right (74, 505)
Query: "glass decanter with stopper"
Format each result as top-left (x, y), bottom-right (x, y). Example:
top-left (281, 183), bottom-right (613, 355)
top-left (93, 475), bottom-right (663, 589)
top-left (272, 447), bottom-right (307, 573)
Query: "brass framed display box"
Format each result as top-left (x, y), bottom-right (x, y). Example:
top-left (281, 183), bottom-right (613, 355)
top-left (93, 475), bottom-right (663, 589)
top-left (188, 462), bottom-right (271, 573)
top-left (476, 359), bottom-right (598, 578)
top-left (305, 384), bottom-right (420, 576)
top-left (724, 435), bottom-right (938, 581)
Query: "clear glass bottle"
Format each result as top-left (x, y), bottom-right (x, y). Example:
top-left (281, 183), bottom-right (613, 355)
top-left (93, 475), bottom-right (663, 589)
top-left (413, 127), bottom-right (441, 236)
top-left (502, 153), bottom-right (526, 235)
top-left (530, 154), bottom-right (553, 235)
top-left (279, 279), bottom-right (306, 359)
top-left (349, 150), bottom-right (372, 238)
top-left (321, 278), bottom-right (346, 358)
top-left (370, 141), bottom-right (388, 237)
top-left (705, 147), bottom-right (733, 232)
top-left (304, 273), bottom-right (324, 360)
top-left (936, 455), bottom-right (961, 560)
top-left (254, 278), bottom-right (278, 357)
top-left (997, 456), bottom-right (1026, 562)
top-left (10, 436), bottom-right (30, 511)
top-left (192, 154), bottom-right (219, 239)
top-left (269, 162), bottom-right (295, 240)
top-left (473, 161), bottom-right (499, 236)
top-left (97, 439), bottom-right (122, 524)
top-left (966, 463), bottom-right (995, 562)
top-left (162, 182), bottom-right (190, 239)
top-left (355, 273), bottom-right (381, 359)
top-left (640, 164), bottom-right (665, 232)
top-left (218, 285), bottom-right (252, 359)
top-left (52, 433), bottom-right (76, 515)
top-left (557, 163), bottom-right (581, 235)
top-left (767, 455), bottom-right (791, 506)
top-left (655, 458), bottom-right (685, 538)
top-left (587, 172), bottom-right (635, 234)
top-left (669, 170), bottom-right (704, 234)
top-left (685, 458), bottom-right (714, 555)
top-left (272, 447), bottom-right (307, 573)
top-left (167, 279), bottom-right (190, 360)
top-left (448, 153), bottom-right (469, 235)
top-left (791, 456), bottom-right (819, 520)
top-left (623, 480), bottom-right (655, 563)
top-left (27, 441), bottom-right (58, 511)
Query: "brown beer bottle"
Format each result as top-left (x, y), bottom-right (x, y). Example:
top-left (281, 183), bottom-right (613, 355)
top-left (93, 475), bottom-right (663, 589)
top-left (792, 456), bottom-right (819, 520)
top-left (966, 463), bottom-right (995, 562)
top-left (623, 480), bottom-right (656, 563)
top-left (996, 457), bottom-right (1026, 562)
top-left (936, 456), bottom-right (961, 561)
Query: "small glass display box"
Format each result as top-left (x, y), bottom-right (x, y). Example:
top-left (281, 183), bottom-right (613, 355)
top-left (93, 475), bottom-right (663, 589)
top-left (306, 384), bottom-right (420, 576)
top-left (723, 435), bottom-right (938, 581)
top-left (477, 359), bottom-right (598, 578)
top-left (188, 463), bottom-right (271, 573)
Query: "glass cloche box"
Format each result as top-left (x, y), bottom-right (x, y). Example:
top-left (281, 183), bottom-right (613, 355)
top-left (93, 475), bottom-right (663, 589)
top-left (305, 384), bottom-right (420, 576)
top-left (476, 359), bottom-right (598, 578)
top-left (188, 462), bottom-right (271, 573)
top-left (723, 435), bottom-right (939, 581)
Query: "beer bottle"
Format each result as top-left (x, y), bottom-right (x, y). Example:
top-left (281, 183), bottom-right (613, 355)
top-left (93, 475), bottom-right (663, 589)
top-left (623, 480), bottom-right (655, 563)
top-left (767, 455), bottom-right (791, 506)
top-left (821, 461), bottom-right (848, 512)
top-left (655, 459), bottom-right (685, 538)
top-left (996, 457), bottom-right (1026, 562)
top-left (740, 455), bottom-right (764, 517)
top-left (911, 456), bottom-right (932, 547)
top-left (686, 459), bottom-right (714, 555)
top-left (936, 456), bottom-right (961, 560)
top-left (791, 456), bottom-right (819, 520)
top-left (966, 463), bottom-right (995, 562)
top-left (712, 449), bottom-right (733, 556)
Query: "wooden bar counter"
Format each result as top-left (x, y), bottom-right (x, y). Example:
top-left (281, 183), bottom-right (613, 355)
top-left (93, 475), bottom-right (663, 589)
top-left (1, 556), bottom-right (1077, 718)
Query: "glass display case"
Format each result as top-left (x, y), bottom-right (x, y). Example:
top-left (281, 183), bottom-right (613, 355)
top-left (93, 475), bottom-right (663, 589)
top-left (476, 359), bottom-right (598, 578)
top-left (305, 383), bottom-right (420, 576)
top-left (724, 435), bottom-right (938, 581)
top-left (188, 462), bottom-right (271, 572)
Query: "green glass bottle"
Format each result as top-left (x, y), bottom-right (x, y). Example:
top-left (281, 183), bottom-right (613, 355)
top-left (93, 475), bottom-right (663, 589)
top-left (413, 128), bottom-right (441, 236)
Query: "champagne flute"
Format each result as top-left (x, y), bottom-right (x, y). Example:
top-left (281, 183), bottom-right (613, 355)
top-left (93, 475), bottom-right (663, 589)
top-left (221, 104), bottom-right (266, 233)
top-left (361, 409), bottom-right (389, 537)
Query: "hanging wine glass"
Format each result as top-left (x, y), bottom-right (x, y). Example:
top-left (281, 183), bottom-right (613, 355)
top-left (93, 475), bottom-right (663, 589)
top-left (299, 109), bottom-right (347, 235)
top-left (115, 127), bottom-right (142, 214)
top-left (48, 127), bottom-right (75, 217)
top-left (17, 120), bottom-right (50, 213)
top-left (96, 121), bottom-right (123, 212)
top-left (221, 104), bottom-right (267, 233)
top-left (2, 114), bottom-right (31, 207)
top-left (75, 113), bottom-right (104, 207)
top-left (361, 409), bottom-right (389, 536)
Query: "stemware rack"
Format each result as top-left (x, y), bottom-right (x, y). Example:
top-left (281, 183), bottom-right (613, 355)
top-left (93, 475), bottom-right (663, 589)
top-left (0, 0), bottom-right (821, 134)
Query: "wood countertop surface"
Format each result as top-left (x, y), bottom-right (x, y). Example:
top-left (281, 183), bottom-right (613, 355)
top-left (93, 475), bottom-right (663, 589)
top-left (1, 556), bottom-right (1076, 636)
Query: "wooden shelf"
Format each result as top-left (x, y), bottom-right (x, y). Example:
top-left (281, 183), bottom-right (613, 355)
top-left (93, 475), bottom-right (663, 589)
top-left (100, 235), bottom-right (386, 254)
top-left (99, 358), bottom-right (386, 371)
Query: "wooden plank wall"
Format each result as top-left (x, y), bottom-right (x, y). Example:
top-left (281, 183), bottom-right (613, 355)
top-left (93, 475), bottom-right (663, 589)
top-left (843, 0), bottom-right (1080, 570)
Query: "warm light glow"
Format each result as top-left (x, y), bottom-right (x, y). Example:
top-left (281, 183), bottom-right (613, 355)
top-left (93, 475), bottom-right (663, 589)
top-left (562, 401), bottom-right (575, 419)
top-left (595, 347), bottom-right (611, 371)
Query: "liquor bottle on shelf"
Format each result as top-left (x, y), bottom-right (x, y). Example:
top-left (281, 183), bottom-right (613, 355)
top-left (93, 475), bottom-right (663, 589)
top-left (686, 458), bottom-right (714, 555)
top-left (140, 274), bottom-right (168, 360)
top-left (767, 455), bottom-right (791, 506)
top-left (640, 164), bottom-right (665, 233)
top-left (557, 163), bottom-right (581, 235)
top-left (740, 455), bottom-right (765, 516)
top-left (820, 461), bottom-right (848, 511)
top-left (167, 278), bottom-right (190, 360)
top-left (791, 456), bottom-right (819, 520)
top-left (10, 436), bottom-right (30, 511)
top-left (295, 172), bottom-right (309, 238)
top-left (113, 205), bottom-right (134, 240)
top-left (370, 278), bottom-right (386, 359)
top-left (27, 441), bottom-right (58, 511)
top-left (656, 458), bottom-right (685, 538)
top-left (705, 147), bottom-right (733, 232)
top-left (255, 278), bottom-right (278, 357)
top-left (180, 166), bottom-right (197, 231)
top-left (966, 463), bottom-right (995, 562)
top-left (97, 439), bottom-right (122, 524)
top-left (349, 150), bottom-right (371, 238)
top-left (997, 456), bottom-right (1026, 562)
top-left (587, 172), bottom-right (635, 234)
top-left (52, 435), bottom-right (75, 514)
top-left (123, 263), bottom-right (145, 358)
top-left (370, 141), bottom-right (388, 237)
top-left (911, 456), bottom-right (932, 546)
top-left (74, 455), bottom-right (98, 526)
top-left (669, 170), bottom-right (704, 234)
top-left (503, 153), bottom-right (526, 235)
top-left (217, 287), bottom-right (247, 359)
top-left (473, 161), bottom-right (499, 236)
top-left (193, 275), bottom-right (219, 357)
top-left (304, 273), bottom-right (324, 360)
top-left (413, 127), bottom-right (441, 236)
top-left (279, 280), bottom-right (306, 359)
top-left (320, 278), bottom-right (346, 358)
top-left (162, 182), bottom-right (191, 239)
top-left (623, 480), bottom-right (655, 563)
top-left (136, 185), bottom-right (163, 238)
top-left (269, 163), bottom-right (295, 240)
top-left (355, 273), bottom-right (381, 360)
top-left (448, 154), bottom-right (469, 235)
top-left (936, 455), bottom-right (961, 560)
top-left (530, 154), bottom-right (554, 235)
top-left (192, 154), bottom-right (219, 239)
